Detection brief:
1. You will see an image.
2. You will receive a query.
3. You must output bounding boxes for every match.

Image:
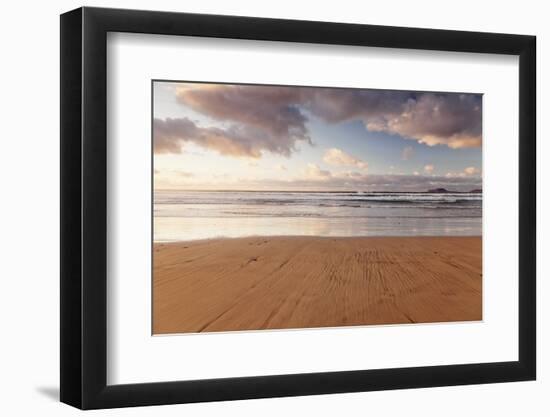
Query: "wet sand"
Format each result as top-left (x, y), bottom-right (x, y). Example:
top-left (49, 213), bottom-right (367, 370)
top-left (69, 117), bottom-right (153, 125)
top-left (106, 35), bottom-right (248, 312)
top-left (153, 236), bottom-right (482, 334)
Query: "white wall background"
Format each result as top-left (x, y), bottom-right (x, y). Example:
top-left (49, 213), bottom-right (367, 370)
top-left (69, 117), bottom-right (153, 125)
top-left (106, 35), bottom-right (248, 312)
top-left (0, 0), bottom-right (545, 415)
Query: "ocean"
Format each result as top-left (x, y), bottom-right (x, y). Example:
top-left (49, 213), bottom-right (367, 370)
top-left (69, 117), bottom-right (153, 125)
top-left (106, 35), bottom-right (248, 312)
top-left (153, 190), bottom-right (482, 242)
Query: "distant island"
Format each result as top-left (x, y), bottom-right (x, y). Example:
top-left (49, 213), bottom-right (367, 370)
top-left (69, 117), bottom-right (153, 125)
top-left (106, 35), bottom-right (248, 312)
top-left (428, 188), bottom-right (482, 193)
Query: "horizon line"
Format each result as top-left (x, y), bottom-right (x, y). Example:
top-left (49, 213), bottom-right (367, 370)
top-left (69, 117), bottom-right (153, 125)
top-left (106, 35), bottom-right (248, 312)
top-left (153, 188), bottom-right (483, 193)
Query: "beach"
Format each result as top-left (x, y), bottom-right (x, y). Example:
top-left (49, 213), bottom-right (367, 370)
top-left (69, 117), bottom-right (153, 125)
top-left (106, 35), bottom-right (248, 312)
top-left (153, 235), bottom-right (482, 334)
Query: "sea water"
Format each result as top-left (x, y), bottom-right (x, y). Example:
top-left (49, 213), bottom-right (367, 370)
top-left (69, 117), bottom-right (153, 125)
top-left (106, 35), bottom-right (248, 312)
top-left (154, 190), bottom-right (482, 241)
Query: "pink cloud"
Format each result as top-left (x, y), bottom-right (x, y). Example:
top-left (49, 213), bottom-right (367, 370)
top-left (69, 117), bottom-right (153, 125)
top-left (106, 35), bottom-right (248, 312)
top-left (153, 117), bottom-right (310, 158)
top-left (158, 83), bottom-right (482, 157)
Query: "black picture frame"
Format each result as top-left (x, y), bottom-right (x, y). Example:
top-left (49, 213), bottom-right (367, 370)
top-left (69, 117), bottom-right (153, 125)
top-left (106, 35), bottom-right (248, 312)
top-left (60, 6), bottom-right (536, 410)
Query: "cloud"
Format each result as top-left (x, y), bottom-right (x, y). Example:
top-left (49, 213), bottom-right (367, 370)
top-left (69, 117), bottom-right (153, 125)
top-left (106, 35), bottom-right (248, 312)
top-left (424, 164), bottom-right (435, 174)
top-left (171, 84), bottom-right (482, 152)
top-left (401, 146), bottom-right (414, 160)
top-left (323, 148), bottom-right (367, 170)
top-left (305, 163), bottom-right (332, 180)
top-left (464, 166), bottom-right (481, 175)
top-left (364, 94), bottom-right (482, 148)
top-left (153, 117), bottom-right (310, 158)
top-left (445, 166), bottom-right (482, 178)
top-left (165, 173), bottom-right (481, 192)
top-left (176, 84), bottom-right (309, 140)
top-left (303, 89), bottom-right (481, 148)
top-left (154, 169), bottom-right (193, 177)
top-left (153, 169), bottom-right (196, 189)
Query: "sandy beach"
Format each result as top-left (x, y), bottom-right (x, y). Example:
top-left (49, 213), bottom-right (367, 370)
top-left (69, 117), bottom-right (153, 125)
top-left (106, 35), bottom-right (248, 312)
top-left (153, 236), bottom-right (482, 334)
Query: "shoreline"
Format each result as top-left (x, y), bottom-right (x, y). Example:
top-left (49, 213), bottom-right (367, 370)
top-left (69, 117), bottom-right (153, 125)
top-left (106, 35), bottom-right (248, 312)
top-left (153, 235), bottom-right (482, 334)
top-left (154, 234), bottom-right (482, 244)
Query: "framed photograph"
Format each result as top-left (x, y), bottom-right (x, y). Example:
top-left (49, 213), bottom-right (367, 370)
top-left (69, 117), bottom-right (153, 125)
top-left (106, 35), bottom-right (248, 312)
top-left (60, 7), bottom-right (536, 409)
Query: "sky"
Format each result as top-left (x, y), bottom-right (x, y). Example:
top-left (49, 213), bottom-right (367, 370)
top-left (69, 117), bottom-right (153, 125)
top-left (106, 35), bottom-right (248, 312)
top-left (153, 81), bottom-right (482, 192)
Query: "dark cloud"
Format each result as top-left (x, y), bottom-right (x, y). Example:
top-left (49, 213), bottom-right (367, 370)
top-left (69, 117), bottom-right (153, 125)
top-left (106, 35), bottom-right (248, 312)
top-left (177, 85), bottom-right (309, 139)
top-left (304, 89), bottom-right (412, 124)
top-left (363, 93), bottom-right (482, 148)
top-left (154, 117), bottom-right (198, 154)
top-left (172, 84), bottom-right (481, 152)
top-left (153, 117), bottom-right (311, 158)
